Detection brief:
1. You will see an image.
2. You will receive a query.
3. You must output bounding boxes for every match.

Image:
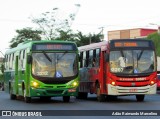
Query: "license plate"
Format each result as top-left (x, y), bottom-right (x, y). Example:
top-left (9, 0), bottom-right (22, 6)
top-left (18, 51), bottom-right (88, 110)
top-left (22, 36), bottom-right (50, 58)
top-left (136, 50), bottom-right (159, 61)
top-left (129, 89), bottom-right (137, 92)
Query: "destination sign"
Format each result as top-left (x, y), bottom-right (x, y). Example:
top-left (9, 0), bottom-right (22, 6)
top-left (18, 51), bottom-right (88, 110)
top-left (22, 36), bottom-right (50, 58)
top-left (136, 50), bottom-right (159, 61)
top-left (109, 39), bottom-right (155, 50)
top-left (114, 41), bottom-right (149, 47)
top-left (32, 44), bottom-right (76, 51)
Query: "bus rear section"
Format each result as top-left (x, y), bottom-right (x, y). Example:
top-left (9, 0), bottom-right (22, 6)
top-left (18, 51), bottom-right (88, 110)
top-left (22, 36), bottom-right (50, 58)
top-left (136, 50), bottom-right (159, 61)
top-left (4, 41), bottom-right (79, 103)
top-left (78, 39), bottom-right (157, 102)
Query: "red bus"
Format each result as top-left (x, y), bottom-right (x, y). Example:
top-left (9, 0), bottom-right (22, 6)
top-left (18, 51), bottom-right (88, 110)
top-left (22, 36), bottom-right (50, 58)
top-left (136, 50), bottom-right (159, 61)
top-left (78, 39), bottom-right (157, 102)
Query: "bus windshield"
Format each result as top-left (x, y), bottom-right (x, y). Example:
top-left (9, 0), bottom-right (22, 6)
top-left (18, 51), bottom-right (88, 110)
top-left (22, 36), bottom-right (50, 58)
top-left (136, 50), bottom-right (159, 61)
top-left (32, 52), bottom-right (78, 78)
top-left (110, 50), bottom-right (156, 74)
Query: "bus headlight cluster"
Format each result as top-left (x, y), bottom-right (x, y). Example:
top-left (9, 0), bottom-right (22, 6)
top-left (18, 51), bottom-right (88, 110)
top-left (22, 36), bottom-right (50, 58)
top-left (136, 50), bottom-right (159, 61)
top-left (110, 78), bottom-right (116, 86)
top-left (150, 81), bottom-right (155, 85)
top-left (31, 81), bottom-right (39, 88)
top-left (69, 81), bottom-right (79, 87)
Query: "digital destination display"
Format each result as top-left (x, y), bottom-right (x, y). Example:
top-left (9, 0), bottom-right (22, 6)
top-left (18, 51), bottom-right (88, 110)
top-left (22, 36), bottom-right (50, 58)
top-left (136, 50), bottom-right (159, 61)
top-left (113, 41), bottom-right (150, 48)
top-left (32, 44), bottom-right (76, 51)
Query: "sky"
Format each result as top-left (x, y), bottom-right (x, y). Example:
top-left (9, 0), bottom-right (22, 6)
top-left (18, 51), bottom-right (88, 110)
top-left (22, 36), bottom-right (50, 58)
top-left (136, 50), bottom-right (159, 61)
top-left (0, 0), bottom-right (160, 57)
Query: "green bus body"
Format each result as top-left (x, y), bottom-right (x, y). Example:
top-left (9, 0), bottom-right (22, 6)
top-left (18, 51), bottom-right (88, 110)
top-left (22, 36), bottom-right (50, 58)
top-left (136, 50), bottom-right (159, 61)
top-left (4, 40), bottom-right (79, 103)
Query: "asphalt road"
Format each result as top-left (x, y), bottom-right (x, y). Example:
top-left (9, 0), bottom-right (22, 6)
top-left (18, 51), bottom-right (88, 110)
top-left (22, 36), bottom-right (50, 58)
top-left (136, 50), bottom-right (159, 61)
top-left (1, 91), bottom-right (160, 119)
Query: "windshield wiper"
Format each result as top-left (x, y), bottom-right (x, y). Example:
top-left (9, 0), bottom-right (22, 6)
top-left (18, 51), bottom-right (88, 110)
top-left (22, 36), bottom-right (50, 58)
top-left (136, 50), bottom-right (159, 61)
top-left (42, 51), bottom-right (52, 62)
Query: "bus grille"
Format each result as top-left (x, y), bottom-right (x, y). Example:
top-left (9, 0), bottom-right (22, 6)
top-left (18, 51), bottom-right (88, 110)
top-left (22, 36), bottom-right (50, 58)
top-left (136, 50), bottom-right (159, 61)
top-left (46, 90), bottom-right (64, 94)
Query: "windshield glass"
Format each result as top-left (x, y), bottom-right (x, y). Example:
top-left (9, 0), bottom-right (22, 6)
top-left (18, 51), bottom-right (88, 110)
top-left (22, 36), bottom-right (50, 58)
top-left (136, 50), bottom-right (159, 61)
top-left (32, 52), bottom-right (78, 78)
top-left (110, 50), bottom-right (156, 74)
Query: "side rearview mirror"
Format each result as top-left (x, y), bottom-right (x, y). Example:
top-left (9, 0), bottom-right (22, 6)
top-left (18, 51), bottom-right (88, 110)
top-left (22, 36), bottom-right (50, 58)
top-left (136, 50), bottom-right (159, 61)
top-left (27, 55), bottom-right (32, 64)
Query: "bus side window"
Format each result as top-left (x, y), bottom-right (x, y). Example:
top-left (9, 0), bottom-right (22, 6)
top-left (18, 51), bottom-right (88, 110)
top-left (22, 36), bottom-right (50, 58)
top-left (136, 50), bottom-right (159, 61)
top-left (83, 51), bottom-right (86, 67)
top-left (12, 53), bottom-right (14, 69)
top-left (92, 49), bottom-right (96, 67)
top-left (5, 55), bottom-right (8, 70)
top-left (86, 51), bottom-right (89, 67)
top-left (23, 50), bottom-right (26, 69)
top-left (96, 49), bottom-right (100, 67)
top-left (88, 50), bottom-right (93, 67)
top-left (9, 54), bottom-right (12, 70)
top-left (80, 52), bottom-right (83, 68)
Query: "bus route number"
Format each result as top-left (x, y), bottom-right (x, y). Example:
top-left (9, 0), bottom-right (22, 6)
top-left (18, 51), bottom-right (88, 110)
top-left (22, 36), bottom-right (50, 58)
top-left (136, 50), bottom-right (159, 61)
top-left (111, 68), bottom-right (123, 72)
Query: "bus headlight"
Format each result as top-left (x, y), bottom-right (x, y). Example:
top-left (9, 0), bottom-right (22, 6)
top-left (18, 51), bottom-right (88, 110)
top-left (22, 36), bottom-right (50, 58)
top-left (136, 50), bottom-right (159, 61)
top-left (31, 81), bottom-right (39, 88)
top-left (69, 81), bottom-right (79, 87)
top-left (72, 81), bottom-right (78, 87)
top-left (111, 81), bottom-right (116, 86)
top-left (150, 81), bottom-right (155, 85)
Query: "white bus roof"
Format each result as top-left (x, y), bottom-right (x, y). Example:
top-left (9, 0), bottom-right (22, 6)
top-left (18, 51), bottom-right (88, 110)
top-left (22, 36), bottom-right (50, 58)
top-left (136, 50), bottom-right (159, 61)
top-left (78, 41), bottom-right (108, 51)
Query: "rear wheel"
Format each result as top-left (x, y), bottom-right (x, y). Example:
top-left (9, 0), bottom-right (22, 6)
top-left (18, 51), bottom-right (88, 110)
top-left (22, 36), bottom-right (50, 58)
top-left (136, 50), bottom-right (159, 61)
top-left (9, 85), bottom-right (16, 100)
top-left (136, 95), bottom-right (145, 102)
top-left (96, 83), bottom-right (105, 102)
top-left (63, 96), bottom-right (70, 102)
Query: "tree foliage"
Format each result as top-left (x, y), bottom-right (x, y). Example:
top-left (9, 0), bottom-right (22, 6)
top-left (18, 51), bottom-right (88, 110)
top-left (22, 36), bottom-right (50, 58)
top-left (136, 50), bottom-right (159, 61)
top-left (31, 8), bottom-right (76, 40)
top-left (10, 28), bottom-right (42, 48)
top-left (9, 5), bottom-right (102, 48)
top-left (76, 31), bottom-right (102, 46)
top-left (147, 32), bottom-right (160, 56)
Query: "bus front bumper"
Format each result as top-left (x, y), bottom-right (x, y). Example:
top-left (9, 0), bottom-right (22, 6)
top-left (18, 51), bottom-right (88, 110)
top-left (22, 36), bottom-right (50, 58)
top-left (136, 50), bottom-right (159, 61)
top-left (107, 84), bottom-right (157, 95)
top-left (30, 87), bottom-right (78, 97)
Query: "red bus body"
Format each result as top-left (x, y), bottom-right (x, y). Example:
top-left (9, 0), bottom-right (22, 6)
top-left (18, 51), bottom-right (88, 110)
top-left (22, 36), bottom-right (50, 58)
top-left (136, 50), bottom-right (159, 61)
top-left (78, 39), bottom-right (157, 102)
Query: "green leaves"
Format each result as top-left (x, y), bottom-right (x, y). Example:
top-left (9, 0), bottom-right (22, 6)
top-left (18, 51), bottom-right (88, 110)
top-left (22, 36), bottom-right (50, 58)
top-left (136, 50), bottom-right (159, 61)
top-left (9, 28), bottom-right (42, 48)
top-left (147, 32), bottom-right (160, 56)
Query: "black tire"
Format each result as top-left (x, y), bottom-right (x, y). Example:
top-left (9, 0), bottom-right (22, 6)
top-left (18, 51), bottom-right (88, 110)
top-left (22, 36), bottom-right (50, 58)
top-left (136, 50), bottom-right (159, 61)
top-left (40, 97), bottom-right (51, 101)
top-left (23, 89), bottom-right (31, 103)
top-left (136, 95), bottom-right (145, 102)
top-left (76, 92), bottom-right (88, 99)
top-left (10, 93), bottom-right (16, 100)
top-left (24, 96), bottom-right (31, 103)
top-left (63, 96), bottom-right (70, 102)
top-left (106, 95), bottom-right (118, 101)
top-left (96, 83), bottom-right (105, 102)
top-left (9, 86), bottom-right (16, 100)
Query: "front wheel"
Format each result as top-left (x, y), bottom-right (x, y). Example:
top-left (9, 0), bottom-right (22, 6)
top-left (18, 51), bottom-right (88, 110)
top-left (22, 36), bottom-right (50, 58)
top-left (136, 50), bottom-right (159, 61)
top-left (96, 83), bottom-right (105, 102)
top-left (63, 96), bottom-right (70, 102)
top-left (23, 89), bottom-right (31, 103)
top-left (76, 92), bottom-right (88, 99)
top-left (136, 95), bottom-right (145, 102)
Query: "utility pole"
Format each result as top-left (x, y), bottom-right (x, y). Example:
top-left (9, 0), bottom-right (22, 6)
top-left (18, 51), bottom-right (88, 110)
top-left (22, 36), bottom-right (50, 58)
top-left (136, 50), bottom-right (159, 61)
top-left (89, 33), bottom-right (91, 44)
top-left (98, 27), bottom-right (104, 41)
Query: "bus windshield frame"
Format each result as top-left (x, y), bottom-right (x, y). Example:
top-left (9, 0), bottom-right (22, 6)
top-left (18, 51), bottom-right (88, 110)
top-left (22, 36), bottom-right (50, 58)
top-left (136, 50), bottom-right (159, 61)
top-left (31, 51), bottom-right (78, 80)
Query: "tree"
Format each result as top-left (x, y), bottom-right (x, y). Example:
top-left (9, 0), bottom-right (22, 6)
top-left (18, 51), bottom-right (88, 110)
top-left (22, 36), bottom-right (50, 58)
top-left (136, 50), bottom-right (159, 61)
top-left (31, 7), bottom-right (79, 40)
top-left (76, 31), bottom-right (102, 46)
top-left (10, 27), bottom-right (42, 48)
top-left (55, 29), bottom-right (78, 42)
top-left (147, 32), bottom-right (160, 56)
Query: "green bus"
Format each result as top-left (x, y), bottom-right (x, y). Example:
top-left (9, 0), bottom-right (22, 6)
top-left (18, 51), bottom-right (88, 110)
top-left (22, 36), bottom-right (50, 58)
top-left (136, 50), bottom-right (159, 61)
top-left (4, 40), bottom-right (79, 103)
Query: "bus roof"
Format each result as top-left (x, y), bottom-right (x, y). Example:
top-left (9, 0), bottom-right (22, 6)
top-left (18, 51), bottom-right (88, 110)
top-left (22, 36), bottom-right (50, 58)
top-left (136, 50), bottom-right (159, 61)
top-left (78, 41), bottom-right (108, 51)
top-left (5, 40), bottom-right (77, 54)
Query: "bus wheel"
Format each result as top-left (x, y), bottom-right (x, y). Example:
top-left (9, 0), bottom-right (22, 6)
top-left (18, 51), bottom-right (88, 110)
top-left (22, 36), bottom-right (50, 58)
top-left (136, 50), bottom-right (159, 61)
top-left (136, 95), bottom-right (145, 102)
top-left (40, 97), bottom-right (51, 101)
top-left (23, 89), bottom-right (31, 103)
top-left (76, 92), bottom-right (88, 99)
top-left (96, 84), bottom-right (105, 102)
top-left (9, 86), bottom-right (16, 100)
top-left (63, 96), bottom-right (70, 102)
